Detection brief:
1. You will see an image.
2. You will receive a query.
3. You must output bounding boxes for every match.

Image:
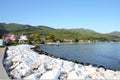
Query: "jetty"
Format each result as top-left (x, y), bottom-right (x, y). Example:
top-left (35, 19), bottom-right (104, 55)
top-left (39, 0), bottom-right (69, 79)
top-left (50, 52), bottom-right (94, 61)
top-left (3, 44), bottom-right (120, 79)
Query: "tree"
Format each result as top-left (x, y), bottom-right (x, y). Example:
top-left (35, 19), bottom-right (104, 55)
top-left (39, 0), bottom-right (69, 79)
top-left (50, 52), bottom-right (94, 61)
top-left (74, 38), bottom-right (79, 42)
top-left (0, 33), bottom-right (2, 39)
top-left (33, 33), bottom-right (40, 42)
top-left (27, 33), bottom-right (40, 44)
top-left (49, 34), bottom-right (56, 42)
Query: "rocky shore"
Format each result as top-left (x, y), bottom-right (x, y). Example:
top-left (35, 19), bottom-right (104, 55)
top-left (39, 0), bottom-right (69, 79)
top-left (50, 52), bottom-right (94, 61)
top-left (3, 44), bottom-right (120, 80)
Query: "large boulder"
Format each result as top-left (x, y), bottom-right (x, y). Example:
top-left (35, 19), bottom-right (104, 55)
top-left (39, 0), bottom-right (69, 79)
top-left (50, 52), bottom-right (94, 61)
top-left (74, 64), bottom-right (83, 71)
top-left (38, 64), bottom-right (46, 74)
top-left (10, 69), bottom-right (22, 79)
top-left (59, 72), bottom-right (67, 80)
top-left (104, 70), bottom-right (117, 79)
top-left (20, 68), bottom-right (31, 77)
top-left (67, 70), bottom-right (86, 79)
top-left (6, 50), bottom-right (13, 57)
top-left (23, 74), bottom-right (39, 80)
top-left (15, 62), bottom-right (32, 77)
top-left (10, 62), bottom-right (20, 70)
top-left (31, 62), bottom-right (41, 70)
top-left (40, 68), bottom-right (61, 80)
top-left (84, 65), bottom-right (98, 75)
top-left (62, 61), bottom-right (75, 73)
top-left (44, 61), bottom-right (56, 70)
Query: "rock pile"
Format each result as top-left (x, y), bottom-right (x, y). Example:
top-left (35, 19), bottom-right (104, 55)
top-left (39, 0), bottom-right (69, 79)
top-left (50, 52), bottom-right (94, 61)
top-left (3, 44), bottom-right (120, 80)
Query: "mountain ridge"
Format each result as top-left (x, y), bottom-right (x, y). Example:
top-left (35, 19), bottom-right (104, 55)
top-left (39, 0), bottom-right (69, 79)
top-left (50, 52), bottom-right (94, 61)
top-left (107, 31), bottom-right (120, 37)
top-left (0, 23), bottom-right (120, 38)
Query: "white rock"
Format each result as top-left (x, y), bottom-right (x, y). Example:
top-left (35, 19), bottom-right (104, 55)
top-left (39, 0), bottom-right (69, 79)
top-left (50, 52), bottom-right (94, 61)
top-left (74, 64), bottom-right (83, 71)
top-left (15, 62), bottom-right (32, 77)
top-left (104, 70), bottom-right (116, 79)
top-left (20, 62), bottom-right (31, 70)
top-left (6, 50), bottom-right (13, 57)
top-left (10, 62), bottom-right (20, 70)
top-left (99, 67), bottom-right (105, 72)
top-left (91, 75), bottom-right (99, 79)
top-left (59, 73), bottom-right (67, 80)
top-left (20, 68), bottom-right (31, 77)
top-left (62, 61), bottom-right (75, 73)
top-left (31, 62), bottom-right (41, 70)
top-left (44, 61), bottom-right (56, 70)
top-left (4, 45), bottom-right (120, 80)
top-left (38, 64), bottom-right (46, 74)
top-left (84, 66), bottom-right (98, 75)
top-left (115, 72), bottom-right (120, 78)
top-left (67, 71), bottom-right (85, 79)
top-left (34, 73), bottom-right (41, 78)
top-left (40, 68), bottom-right (61, 80)
top-left (11, 56), bottom-right (22, 64)
top-left (10, 69), bottom-right (22, 79)
top-left (80, 66), bottom-right (87, 72)
top-left (23, 74), bottom-right (39, 80)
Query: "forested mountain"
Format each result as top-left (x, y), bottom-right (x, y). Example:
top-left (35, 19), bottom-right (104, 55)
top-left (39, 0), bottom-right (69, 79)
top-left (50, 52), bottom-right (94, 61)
top-left (0, 23), bottom-right (32, 32)
top-left (68, 28), bottom-right (98, 34)
top-left (0, 23), bottom-right (54, 33)
top-left (108, 31), bottom-right (120, 37)
top-left (0, 23), bottom-right (120, 42)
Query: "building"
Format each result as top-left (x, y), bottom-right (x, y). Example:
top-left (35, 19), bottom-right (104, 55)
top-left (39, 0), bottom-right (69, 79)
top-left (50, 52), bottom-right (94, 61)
top-left (19, 35), bottom-right (28, 43)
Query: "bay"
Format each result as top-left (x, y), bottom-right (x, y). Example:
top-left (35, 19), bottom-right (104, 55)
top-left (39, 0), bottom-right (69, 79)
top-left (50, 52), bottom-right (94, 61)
top-left (39, 42), bottom-right (120, 70)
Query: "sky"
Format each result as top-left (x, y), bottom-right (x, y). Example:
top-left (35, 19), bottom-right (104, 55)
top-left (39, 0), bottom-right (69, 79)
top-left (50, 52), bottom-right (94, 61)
top-left (0, 0), bottom-right (120, 33)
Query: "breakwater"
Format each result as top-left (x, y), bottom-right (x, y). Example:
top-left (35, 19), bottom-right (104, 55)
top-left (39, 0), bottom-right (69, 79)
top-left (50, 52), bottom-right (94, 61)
top-left (3, 44), bottom-right (120, 79)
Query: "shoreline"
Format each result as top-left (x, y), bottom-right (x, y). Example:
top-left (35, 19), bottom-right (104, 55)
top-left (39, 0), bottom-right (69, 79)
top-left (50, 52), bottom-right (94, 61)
top-left (45, 41), bottom-right (120, 45)
top-left (3, 44), bottom-right (120, 79)
top-left (33, 46), bottom-right (106, 70)
top-left (44, 41), bottom-right (120, 49)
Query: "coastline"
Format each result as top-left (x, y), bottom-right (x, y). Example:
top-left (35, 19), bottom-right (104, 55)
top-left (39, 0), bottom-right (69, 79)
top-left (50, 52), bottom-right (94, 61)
top-left (45, 41), bottom-right (120, 45)
top-left (3, 44), bottom-right (120, 79)
top-left (33, 46), bottom-right (95, 67)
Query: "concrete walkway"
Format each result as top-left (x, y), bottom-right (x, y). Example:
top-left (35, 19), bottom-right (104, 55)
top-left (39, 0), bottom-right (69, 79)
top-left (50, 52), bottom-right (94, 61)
top-left (0, 47), bottom-right (9, 80)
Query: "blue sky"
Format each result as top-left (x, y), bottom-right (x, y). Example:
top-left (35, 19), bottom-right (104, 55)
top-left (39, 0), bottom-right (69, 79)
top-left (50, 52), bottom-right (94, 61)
top-left (0, 0), bottom-right (120, 33)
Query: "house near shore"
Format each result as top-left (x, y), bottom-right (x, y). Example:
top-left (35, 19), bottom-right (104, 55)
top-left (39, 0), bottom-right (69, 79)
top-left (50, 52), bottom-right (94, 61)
top-left (8, 35), bottom-right (16, 41)
top-left (2, 34), bottom-right (28, 44)
top-left (19, 35), bottom-right (28, 43)
top-left (2, 34), bottom-right (16, 41)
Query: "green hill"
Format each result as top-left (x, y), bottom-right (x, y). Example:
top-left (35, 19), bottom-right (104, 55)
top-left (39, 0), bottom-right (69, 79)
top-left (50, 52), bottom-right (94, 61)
top-left (68, 28), bottom-right (98, 34)
top-left (0, 23), bottom-right (120, 42)
top-left (0, 23), bottom-right (33, 32)
top-left (107, 31), bottom-right (120, 37)
top-left (0, 23), bottom-right (54, 33)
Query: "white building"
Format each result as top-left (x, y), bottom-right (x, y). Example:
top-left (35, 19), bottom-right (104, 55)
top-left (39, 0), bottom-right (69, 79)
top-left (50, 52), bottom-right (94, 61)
top-left (0, 39), bottom-right (3, 46)
top-left (19, 35), bottom-right (28, 43)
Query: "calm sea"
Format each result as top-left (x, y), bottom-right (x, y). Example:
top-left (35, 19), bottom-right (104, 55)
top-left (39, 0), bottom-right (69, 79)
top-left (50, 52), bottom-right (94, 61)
top-left (39, 42), bottom-right (120, 70)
